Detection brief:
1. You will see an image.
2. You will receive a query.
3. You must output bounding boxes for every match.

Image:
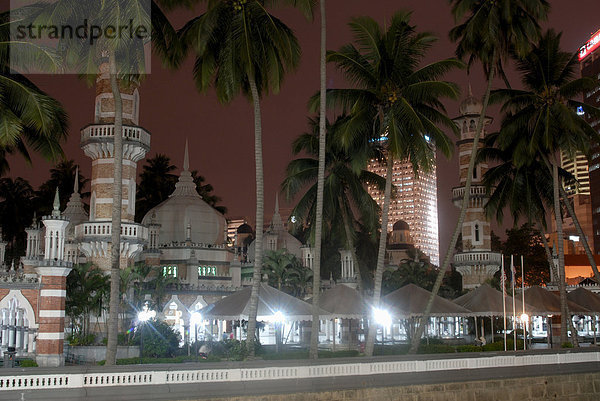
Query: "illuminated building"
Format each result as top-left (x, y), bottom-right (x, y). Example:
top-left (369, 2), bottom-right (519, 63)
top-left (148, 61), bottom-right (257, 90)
top-left (450, 89), bottom-right (501, 289)
top-left (579, 28), bottom-right (600, 254)
top-left (367, 152), bottom-right (440, 266)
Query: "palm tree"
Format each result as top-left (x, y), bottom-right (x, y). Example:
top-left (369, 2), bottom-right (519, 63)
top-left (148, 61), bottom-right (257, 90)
top-left (0, 10), bottom-right (68, 173)
top-left (66, 263), bottom-right (110, 338)
top-left (261, 249), bottom-right (303, 292)
top-left (177, 0), bottom-right (310, 356)
top-left (191, 171), bottom-right (227, 215)
top-left (282, 115), bottom-right (384, 289)
top-left (491, 30), bottom-right (600, 344)
top-left (27, 0), bottom-right (181, 365)
top-left (318, 12), bottom-right (460, 356)
top-left (36, 160), bottom-right (89, 216)
top-left (135, 154), bottom-right (178, 221)
top-left (412, 0), bottom-right (551, 354)
top-left (0, 177), bottom-right (35, 263)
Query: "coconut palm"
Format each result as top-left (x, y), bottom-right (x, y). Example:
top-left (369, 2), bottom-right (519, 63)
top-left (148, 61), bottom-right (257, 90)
top-left (317, 12), bottom-right (460, 356)
top-left (135, 154), bottom-right (179, 221)
top-left (492, 30), bottom-right (600, 344)
top-left (66, 263), bottom-right (110, 338)
top-left (36, 160), bottom-right (89, 216)
top-left (177, 0), bottom-right (312, 356)
top-left (0, 177), bottom-right (35, 263)
top-left (26, 0), bottom-right (181, 364)
top-left (261, 249), bottom-right (304, 292)
top-left (411, 0), bottom-right (551, 354)
top-left (0, 10), bottom-right (67, 173)
top-left (282, 115), bottom-right (385, 289)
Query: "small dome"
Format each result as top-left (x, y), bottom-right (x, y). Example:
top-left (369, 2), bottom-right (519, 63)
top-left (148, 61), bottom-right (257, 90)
top-left (393, 220), bottom-right (410, 231)
top-left (237, 223), bottom-right (253, 234)
top-left (459, 86), bottom-right (483, 116)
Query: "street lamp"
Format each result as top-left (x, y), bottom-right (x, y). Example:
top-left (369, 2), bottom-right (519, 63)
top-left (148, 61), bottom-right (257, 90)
top-left (520, 313), bottom-right (529, 351)
top-left (270, 311), bottom-right (286, 352)
top-left (373, 308), bottom-right (392, 345)
top-left (190, 311), bottom-right (202, 357)
top-left (137, 304), bottom-right (156, 362)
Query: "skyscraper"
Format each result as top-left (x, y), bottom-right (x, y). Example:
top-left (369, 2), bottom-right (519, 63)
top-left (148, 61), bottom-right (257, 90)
top-left (367, 155), bottom-right (440, 266)
top-left (580, 28), bottom-right (600, 254)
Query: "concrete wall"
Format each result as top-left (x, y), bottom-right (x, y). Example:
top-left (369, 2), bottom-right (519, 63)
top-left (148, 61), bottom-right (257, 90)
top-left (65, 345), bottom-right (139, 362)
top-left (204, 372), bottom-right (600, 401)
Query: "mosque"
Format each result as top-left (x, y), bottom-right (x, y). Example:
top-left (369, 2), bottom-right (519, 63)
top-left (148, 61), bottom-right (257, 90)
top-left (0, 62), bottom-right (426, 366)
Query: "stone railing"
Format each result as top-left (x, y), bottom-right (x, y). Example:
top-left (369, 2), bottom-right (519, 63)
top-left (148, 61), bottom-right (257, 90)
top-left (81, 124), bottom-right (151, 148)
top-left (0, 350), bottom-right (598, 393)
top-left (160, 242), bottom-right (228, 249)
top-left (452, 185), bottom-right (487, 200)
top-left (75, 222), bottom-right (148, 242)
top-left (454, 251), bottom-right (502, 266)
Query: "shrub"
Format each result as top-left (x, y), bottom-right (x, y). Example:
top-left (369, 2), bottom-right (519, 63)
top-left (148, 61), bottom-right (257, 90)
top-left (561, 342), bottom-right (574, 348)
top-left (19, 359), bottom-right (38, 367)
top-left (67, 333), bottom-right (95, 346)
top-left (456, 345), bottom-right (482, 353)
top-left (130, 319), bottom-right (181, 358)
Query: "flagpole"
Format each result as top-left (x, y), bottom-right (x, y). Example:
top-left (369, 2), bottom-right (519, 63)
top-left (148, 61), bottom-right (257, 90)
top-left (502, 255), bottom-right (507, 351)
top-left (521, 255), bottom-right (526, 351)
top-left (512, 255), bottom-right (516, 351)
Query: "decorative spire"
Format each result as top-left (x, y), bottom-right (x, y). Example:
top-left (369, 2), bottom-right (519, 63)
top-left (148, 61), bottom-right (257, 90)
top-left (73, 166), bottom-right (79, 194)
top-left (183, 139), bottom-right (189, 172)
top-left (52, 188), bottom-right (61, 218)
top-left (270, 193), bottom-right (284, 232)
top-left (171, 140), bottom-right (201, 198)
top-left (468, 83), bottom-right (473, 97)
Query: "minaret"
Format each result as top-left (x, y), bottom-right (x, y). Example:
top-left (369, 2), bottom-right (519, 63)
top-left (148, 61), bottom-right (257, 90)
top-left (338, 249), bottom-right (357, 288)
top-left (451, 88), bottom-right (501, 289)
top-left (36, 189), bottom-right (72, 367)
top-left (76, 61), bottom-right (150, 270)
top-left (62, 167), bottom-right (88, 264)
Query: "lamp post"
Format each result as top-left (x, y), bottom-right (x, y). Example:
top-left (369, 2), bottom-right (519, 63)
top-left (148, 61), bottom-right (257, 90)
top-left (373, 308), bottom-right (392, 346)
top-left (137, 304), bottom-right (156, 363)
top-left (271, 311), bottom-right (285, 353)
top-left (190, 311), bottom-right (202, 358)
top-left (520, 313), bottom-right (529, 351)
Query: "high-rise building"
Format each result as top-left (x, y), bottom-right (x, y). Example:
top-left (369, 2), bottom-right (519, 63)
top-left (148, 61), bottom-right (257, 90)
top-left (579, 28), bottom-right (600, 254)
top-left (561, 151), bottom-right (590, 195)
top-left (367, 154), bottom-right (440, 266)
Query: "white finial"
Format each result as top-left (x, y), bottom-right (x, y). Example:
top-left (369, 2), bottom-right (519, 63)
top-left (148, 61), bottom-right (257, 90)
top-left (183, 139), bottom-right (189, 172)
top-left (468, 83), bottom-right (473, 97)
top-left (52, 188), bottom-right (60, 217)
top-left (74, 166), bottom-right (79, 194)
top-left (275, 193), bottom-right (279, 213)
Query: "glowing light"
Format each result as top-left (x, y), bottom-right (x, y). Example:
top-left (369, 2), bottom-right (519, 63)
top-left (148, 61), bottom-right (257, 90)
top-left (577, 106), bottom-right (585, 116)
top-left (580, 30), bottom-right (600, 61)
top-left (138, 305), bottom-right (156, 322)
top-left (290, 216), bottom-right (297, 223)
top-left (372, 307), bottom-right (392, 327)
top-left (271, 311), bottom-right (286, 323)
top-left (520, 313), bottom-right (529, 323)
top-left (190, 311), bottom-right (203, 325)
top-left (569, 235), bottom-right (580, 242)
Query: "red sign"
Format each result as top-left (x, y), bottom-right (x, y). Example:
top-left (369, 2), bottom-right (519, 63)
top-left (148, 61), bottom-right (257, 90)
top-left (580, 30), bottom-right (600, 61)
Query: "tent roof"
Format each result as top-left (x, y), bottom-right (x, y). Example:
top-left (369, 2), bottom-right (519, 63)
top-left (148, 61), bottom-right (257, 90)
top-left (567, 288), bottom-right (600, 315)
top-left (319, 284), bottom-right (367, 319)
top-left (383, 284), bottom-right (471, 317)
top-left (453, 284), bottom-right (541, 316)
top-left (521, 286), bottom-right (590, 315)
top-left (203, 283), bottom-right (329, 321)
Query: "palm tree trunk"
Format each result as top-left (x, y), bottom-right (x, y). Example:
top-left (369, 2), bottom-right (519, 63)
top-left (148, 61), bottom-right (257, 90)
top-left (537, 221), bottom-right (557, 283)
top-left (105, 51), bottom-right (123, 366)
top-left (309, 0), bottom-right (327, 360)
top-left (245, 75), bottom-right (264, 358)
top-left (558, 185), bottom-right (600, 284)
top-left (408, 63), bottom-right (497, 354)
top-left (364, 155), bottom-right (394, 357)
top-left (552, 162), bottom-right (569, 345)
top-left (340, 198), bottom-right (362, 289)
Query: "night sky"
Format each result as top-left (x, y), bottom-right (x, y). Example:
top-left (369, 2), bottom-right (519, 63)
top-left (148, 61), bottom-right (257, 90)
top-left (5, 0), bottom-right (600, 263)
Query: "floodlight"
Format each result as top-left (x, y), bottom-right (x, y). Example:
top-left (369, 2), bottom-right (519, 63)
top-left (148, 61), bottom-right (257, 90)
top-left (373, 307), bottom-right (392, 327)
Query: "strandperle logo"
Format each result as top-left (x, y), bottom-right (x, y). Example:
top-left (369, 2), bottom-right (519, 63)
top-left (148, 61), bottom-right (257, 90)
top-left (14, 18), bottom-right (150, 46)
top-left (9, 0), bottom-right (152, 75)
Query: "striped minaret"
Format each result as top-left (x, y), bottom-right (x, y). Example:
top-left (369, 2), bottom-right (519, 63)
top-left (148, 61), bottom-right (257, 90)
top-left (35, 189), bottom-right (72, 367)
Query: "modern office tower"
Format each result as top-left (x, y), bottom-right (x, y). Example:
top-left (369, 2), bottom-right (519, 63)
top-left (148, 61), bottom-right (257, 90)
top-left (367, 154), bottom-right (440, 266)
top-left (450, 90), bottom-right (501, 289)
top-left (561, 151), bottom-right (591, 195)
top-left (580, 29), bottom-right (600, 254)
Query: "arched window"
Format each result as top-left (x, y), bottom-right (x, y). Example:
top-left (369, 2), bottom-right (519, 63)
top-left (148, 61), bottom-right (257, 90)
top-left (474, 224), bottom-right (480, 243)
top-left (469, 120), bottom-right (475, 131)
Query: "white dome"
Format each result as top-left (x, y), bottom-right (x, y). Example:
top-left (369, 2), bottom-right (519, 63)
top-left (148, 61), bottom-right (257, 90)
top-left (141, 143), bottom-right (226, 245)
top-left (459, 85), bottom-right (483, 116)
